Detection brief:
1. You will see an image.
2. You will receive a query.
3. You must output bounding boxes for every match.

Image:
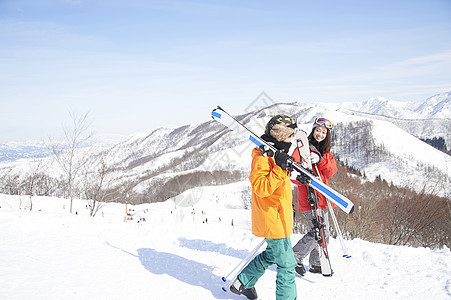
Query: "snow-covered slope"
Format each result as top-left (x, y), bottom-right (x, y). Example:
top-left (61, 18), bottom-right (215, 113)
top-left (0, 187), bottom-right (449, 300)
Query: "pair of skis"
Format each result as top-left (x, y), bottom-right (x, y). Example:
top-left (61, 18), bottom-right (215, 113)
top-left (211, 106), bottom-right (353, 280)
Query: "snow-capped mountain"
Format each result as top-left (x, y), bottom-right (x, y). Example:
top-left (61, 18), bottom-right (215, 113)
top-left (414, 91), bottom-right (451, 119)
top-left (351, 96), bottom-right (414, 119)
top-left (344, 91), bottom-right (451, 120)
top-left (1, 92), bottom-right (450, 201)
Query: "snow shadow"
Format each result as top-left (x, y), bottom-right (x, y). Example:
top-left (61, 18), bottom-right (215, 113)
top-left (178, 238), bottom-right (250, 259)
top-left (137, 248), bottom-right (233, 299)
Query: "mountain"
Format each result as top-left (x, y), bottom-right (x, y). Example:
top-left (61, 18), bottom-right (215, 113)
top-left (337, 91), bottom-right (451, 150)
top-left (350, 96), bottom-right (415, 119)
top-left (414, 91), bottom-right (451, 119)
top-left (344, 91), bottom-right (451, 120)
top-left (0, 92), bottom-right (450, 201)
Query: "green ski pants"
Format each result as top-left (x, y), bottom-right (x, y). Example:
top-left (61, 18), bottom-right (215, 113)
top-left (238, 237), bottom-right (297, 300)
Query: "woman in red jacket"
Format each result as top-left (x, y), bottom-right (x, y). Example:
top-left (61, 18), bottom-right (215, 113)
top-left (292, 117), bottom-right (337, 276)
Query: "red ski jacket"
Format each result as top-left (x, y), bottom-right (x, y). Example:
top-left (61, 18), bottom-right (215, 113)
top-left (292, 146), bottom-right (337, 212)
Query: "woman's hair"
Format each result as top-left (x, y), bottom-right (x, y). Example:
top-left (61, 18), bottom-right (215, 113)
top-left (308, 127), bottom-right (332, 153)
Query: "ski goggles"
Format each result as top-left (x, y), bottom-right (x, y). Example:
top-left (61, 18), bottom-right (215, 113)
top-left (314, 117), bottom-right (333, 129)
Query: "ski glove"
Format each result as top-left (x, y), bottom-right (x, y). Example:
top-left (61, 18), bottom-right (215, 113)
top-left (274, 151), bottom-right (293, 171)
top-left (310, 152), bottom-right (321, 165)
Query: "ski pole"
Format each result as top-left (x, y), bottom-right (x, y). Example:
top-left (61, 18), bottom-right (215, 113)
top-left (221, 239), bottom-right (266, 292)
top-left (222, 239), bottom-right (265, 281)
top-left (326, 199), bottom-right (351, 258)
top-left (314, 165), bottom-right (351, 258)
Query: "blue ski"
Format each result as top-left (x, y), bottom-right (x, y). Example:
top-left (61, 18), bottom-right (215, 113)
top-left (211, 106), bottom-right (355, 215)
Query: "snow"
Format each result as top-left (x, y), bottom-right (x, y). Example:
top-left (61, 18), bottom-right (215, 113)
top-left (1, 183), bottom-right (450, 300)
top-left (368, 119), bottom-right (451, 192)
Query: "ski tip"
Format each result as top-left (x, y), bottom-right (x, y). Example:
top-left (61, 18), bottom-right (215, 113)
top-left (221, 276), bottom-right (226, 282)
top-left (222, 287), bottom-right (227, 292)
top-left (211, 110), bottom-right (222, 120)
top-left (349, 205), bottom-right (355, 214)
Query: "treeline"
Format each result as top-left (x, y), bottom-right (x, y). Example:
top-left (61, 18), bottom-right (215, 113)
top-left (421, 136), bottom-right (450, 155)
top-left (293, 160), bottom-right (450, 249)
top-left (137, 169), bottom-right (246, 204)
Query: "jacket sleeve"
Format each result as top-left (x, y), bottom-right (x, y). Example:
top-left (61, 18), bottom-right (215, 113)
top-left (249, 151), bottom-right (287, 199)
top-left (315, 152), bottom-right (337, 179)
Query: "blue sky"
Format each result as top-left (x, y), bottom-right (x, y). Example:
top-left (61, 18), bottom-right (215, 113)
top-left (1, 0), bottom-right (450, 142)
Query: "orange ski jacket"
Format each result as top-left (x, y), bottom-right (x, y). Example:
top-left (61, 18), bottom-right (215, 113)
top-left (248, 147), bottom-right (294, 239)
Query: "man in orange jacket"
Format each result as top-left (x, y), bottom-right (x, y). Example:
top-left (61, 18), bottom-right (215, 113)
top-left (230, 115), bottom-right (298, 300)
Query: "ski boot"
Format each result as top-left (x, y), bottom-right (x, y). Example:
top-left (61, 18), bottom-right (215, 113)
top-left (295, 263), bottom-right (306, 276)
top-left (230, 278), bottom-right (258, 300)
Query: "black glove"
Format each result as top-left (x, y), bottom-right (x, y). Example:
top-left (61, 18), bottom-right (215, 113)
top-left (274, 151), bottom-right (293, 171)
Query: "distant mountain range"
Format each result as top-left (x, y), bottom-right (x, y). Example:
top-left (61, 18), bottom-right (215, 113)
top-left (1, 91), bottom-right (450, 200)
top-left (0, 140), bottom-right (50, 163)
top-left (343, 91), bottom-right (451, 119)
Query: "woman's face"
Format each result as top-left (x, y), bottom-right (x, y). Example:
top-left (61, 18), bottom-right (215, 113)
top-left (313, 126), bottom-right (328, 142)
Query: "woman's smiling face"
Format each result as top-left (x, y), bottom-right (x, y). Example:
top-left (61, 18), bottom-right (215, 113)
top-left (313, 126), bottom-right (328, 143)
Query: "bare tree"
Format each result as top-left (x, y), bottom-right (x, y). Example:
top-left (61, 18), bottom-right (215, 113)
top-left (22, 158), bottom-right (47, 211)
top-left (82, 157), bottom-right (115, 217)
top-left (376, 182), bottom-right (449, 247)
top-left (1, 170), bottom-right (20, 195)
top-left (49, 111), bottom-right (93, 213)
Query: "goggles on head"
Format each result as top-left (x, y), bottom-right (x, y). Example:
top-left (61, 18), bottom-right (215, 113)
top-left (314, 117), bottom-right (333, 130)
